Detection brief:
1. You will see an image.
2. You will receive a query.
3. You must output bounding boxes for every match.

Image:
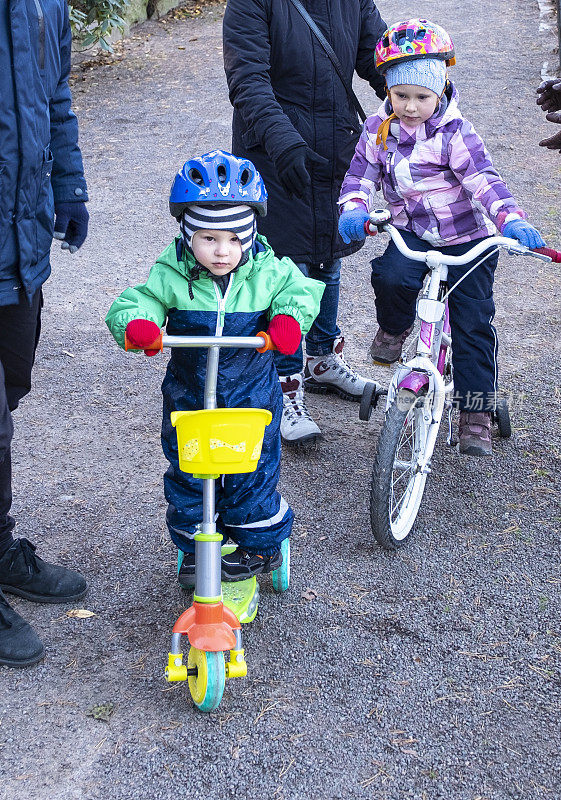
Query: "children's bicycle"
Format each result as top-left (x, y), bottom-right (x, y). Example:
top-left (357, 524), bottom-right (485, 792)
top-left (359, 209), bottom-right (561, 550)
top-left (125, 330), bottom-right (290, 712)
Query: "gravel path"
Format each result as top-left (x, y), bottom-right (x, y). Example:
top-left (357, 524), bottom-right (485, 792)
top-left (1, 2), bottom-right (560, 799)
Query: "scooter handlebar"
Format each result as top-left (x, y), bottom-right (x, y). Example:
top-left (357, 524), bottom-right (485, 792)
top-left (124, 331), bottom-right (276, 352)
top-left (124, 331), bottom-right (163, 352)
top-left (256, 331), bottom-right (276, 352)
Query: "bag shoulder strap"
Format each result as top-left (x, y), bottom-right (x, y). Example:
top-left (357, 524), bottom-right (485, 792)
top-left (286, 0), bottom-right (367, 124)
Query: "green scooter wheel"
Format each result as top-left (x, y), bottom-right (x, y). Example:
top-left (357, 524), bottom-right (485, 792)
top-left (187, 647), bottom-right (225, 712)
top-left (271, 538), bottom-right (290, 593)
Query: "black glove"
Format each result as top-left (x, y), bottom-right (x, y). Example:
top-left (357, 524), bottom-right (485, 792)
top-left (275, 145), bottom-right (328, 199)
top-left (536, 78), bottom-right (561, 113)
top-left (53, 201), bottom-right (89, 253)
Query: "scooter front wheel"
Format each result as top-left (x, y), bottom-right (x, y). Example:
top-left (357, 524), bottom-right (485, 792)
top-left (370, 391), bottom-right (431, 549)
top-left (187, 647), bottom-right (225, 712)
top-left (271, 537), bottom-right (290, 593)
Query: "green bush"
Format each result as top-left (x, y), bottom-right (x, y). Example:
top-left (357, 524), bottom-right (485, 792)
top-left (69, 0), bottom-right (131, 51)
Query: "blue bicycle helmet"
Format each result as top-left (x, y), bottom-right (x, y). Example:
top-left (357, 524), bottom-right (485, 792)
top-left (169, 150), bottom-right (267, 219)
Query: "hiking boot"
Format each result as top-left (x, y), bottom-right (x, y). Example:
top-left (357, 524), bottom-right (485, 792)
top-left (304, 336), bottom-right (369, 400)
top-left (459, 411), bottom-right (492, 456)
top-left (370, 326), bottom-right (413, 365)
top-left (0, 538), bottom-right (87, 603)
top-left (221, 547), bottom-right (282, 582)
top-left (178, 552), bottom-right (196, 589)
top-left (280, 373), bottom-right (321, 445)
top-left (0, 589), bottom-right (45, 668)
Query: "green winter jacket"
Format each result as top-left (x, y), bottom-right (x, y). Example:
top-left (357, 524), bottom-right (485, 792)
top-left (106, 235), bottom-right (323, 349)
top-left (106, 235), bottom-right (323, 414)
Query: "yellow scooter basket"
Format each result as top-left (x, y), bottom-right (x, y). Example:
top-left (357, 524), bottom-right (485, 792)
top-left (171, 408), bottom-right (272, 476)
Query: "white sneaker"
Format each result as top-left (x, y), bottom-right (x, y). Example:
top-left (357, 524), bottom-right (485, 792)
top-left (304, 336), bottom-right (369, 401)
top-left (279, 373), bottom-right (321, 445)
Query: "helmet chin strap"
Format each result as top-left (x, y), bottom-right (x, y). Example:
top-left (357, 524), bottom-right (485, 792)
top-left (377, 77), bottom-right (450, 150)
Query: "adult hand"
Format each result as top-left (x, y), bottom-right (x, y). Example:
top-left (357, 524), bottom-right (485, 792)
top-left (275, 145), bottom-right (328, 199)
top-left (502, 219), bottom-right (546, 249)
top-left (125, 319), bottom-right (161, 356)
top-left (267, 314), bottom-right (301, 355)
top-left (536, 78), bottom-right (561, 113)
top-left (338, 208), bottom-right (369, 244)
top-left (539, 127), bottom-right (561, 151)
top-left (53, 201), bottom-right (89, 253)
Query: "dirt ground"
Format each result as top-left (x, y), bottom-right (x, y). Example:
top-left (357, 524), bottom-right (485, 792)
top-left (1, 2), bottom-right (560, 799)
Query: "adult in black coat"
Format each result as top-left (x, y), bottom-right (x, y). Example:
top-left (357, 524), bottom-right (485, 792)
top-left (223, 0), bottom-right (387, 444)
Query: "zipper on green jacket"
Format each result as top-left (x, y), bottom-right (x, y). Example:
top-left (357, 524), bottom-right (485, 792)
top-left (213, 275), bottom-right (234, 336)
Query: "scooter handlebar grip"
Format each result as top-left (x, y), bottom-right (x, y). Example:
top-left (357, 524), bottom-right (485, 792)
top-left (124, 331), bottom-right (163, 352)
top-left (532, 246), bottom-right (561, 262)
top-left (256, 331), bottom-right (276, 353)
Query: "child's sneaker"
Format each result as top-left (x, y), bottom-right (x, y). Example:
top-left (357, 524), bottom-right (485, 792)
top-left (221, 547), bottom-right (282, 582)
top-left (280, 373), bottom-right (321, 445)
top-left (369, 326), bottom-right (413, 365)
top-left (178, 552), bottom-right (196, 588)
top-left (459, 411), bottom-right (492, 456)
top-left (304, 336), bottom-right (368, 400)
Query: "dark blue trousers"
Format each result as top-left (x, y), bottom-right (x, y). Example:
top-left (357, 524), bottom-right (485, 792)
top-left (371, 231), bottom-right (499, 412)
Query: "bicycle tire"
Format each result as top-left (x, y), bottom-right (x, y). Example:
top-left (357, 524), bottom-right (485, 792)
top-left (494, 398), bottom-right (512, 439)
top-left (359, 381), bottom-right (378, 421)
top-left (370, 391), bottom-right (431, 549)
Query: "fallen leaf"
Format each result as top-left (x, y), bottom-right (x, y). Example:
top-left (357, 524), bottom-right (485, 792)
top-left (66, 609), bottom-right (96, 619)
top-left (86, 702), bottom-right (115, 721)
top-left (301, 588), bottom-right (317, 601)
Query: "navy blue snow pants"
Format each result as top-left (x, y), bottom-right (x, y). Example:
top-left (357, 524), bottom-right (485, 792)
top-left (161, 381), bottom-right (293, 557)
top-left (371, 231), bottom-right (499, 412)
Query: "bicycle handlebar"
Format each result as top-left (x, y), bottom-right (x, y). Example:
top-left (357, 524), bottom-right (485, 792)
top-left (364, 217), bottom-right (561, 265)
top-left (532, 246), bottom-right (561, 262)
top-left (124, 331), bottom-right (275, 353)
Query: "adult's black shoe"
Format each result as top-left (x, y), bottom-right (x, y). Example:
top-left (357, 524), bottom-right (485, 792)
top-left (0, 538), bottom-right (87, 603)
top-left (0, 589), bottom-right (44, 668)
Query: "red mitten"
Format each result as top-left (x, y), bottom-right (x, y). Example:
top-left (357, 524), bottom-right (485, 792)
top-left (125, 319), bottom-right (161, 356)
top-left (267, 314), bottom-right (302, 355)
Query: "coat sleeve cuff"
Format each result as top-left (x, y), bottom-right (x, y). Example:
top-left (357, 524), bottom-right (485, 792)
top-left (52, 179), bottom-right (89, 204)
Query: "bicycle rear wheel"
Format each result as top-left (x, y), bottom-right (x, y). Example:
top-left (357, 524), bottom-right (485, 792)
top-left (370, 391), bottom-right (431, 549)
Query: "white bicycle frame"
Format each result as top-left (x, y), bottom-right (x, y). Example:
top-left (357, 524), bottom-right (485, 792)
top-left (368, 210), bottom-right (551, 468)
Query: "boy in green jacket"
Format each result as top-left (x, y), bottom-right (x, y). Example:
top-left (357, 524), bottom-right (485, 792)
top-left (106, 151), bottom-right (323, 587)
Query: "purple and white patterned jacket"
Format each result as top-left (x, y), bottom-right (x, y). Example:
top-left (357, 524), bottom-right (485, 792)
top-left (338, 84), bottom-right (525, 247)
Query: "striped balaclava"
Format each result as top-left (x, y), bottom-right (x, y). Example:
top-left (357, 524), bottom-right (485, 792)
top-left (180, 203), bottom-right (257, 260)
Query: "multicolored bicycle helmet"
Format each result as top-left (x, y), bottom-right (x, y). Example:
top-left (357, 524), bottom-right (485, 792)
top-left (169, 150), bottom-right (267, 219)
top-left (375, 19), bottom-right (455, 74)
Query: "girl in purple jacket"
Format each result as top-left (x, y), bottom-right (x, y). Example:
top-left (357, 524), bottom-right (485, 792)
top-left (337, 19), bottom-right (545, 456)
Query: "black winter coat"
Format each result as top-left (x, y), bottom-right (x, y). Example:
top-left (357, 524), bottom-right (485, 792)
top-left (223, 0), bottom-right (386, 263)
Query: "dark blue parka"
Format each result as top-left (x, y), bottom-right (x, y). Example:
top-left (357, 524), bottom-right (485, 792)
top-left (223, 0), bottom-right (386, 263)
top-left (0, 0), bottom-right (88, 306)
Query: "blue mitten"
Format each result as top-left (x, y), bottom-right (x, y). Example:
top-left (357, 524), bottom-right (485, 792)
top-left (502, 219), bottom-right (545, 249)
top-left (54, 201), bottom-right (89, 253)
top-left (338, 208), bottom-right (369, 244)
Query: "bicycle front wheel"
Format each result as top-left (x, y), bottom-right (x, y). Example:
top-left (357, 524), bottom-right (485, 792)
top-left (370, 391), bottom-right (431, 549)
